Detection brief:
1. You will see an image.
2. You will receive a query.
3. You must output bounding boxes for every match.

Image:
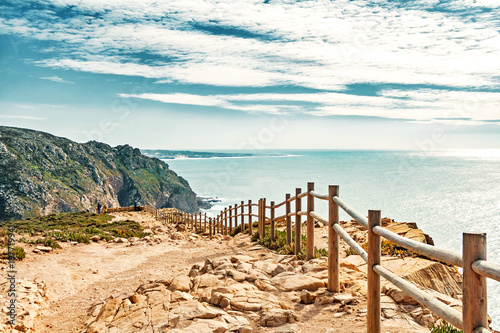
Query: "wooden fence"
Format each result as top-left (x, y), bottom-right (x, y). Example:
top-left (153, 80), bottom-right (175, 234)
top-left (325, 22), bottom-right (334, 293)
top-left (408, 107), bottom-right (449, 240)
top-left (144, 182), bottom-right (499, 333)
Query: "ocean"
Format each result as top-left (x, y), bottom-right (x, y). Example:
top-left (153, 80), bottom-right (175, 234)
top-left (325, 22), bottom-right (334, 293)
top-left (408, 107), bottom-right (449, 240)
top-left (164, 150), bottom-right (500, 326)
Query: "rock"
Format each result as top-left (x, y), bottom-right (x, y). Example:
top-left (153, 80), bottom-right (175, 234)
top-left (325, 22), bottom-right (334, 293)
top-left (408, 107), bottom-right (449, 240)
top-left (333, 294), bottom-right (357, 305)
top-left (231, 255), bottom-right (256, 263)
top-left (171, 232), bottom-right (185, 240)
top-left (253, 260), bottom-right (279, 275)
top-left (171, 291), bottom-right (194, 302)
top-left (35, 246), bottom-right (53, 252)
top-left (271, 274), bottom-right (324, 292)
top-left (210, 292), bottom-right (231, 308)
top-left (95, 298), bottom-right (122, 323)
top-left (239, 326), bottom-right (253, 333)
top-left (169, 275), bottom-right (192, 292)
top-left (230, 296), bottom-right (262, 312)
top-left (91, 235), bottom-right (100, 242)
top-left (199, 274), bottom-right (221, 288)
top-left (300, 290), bottom-right (313, 304)
top-left (169, 319), bottom-right (228, 333)
top-left (114, 237), bottom-right (127, 243)
top-left (272, 264), bottom-right (288, 277)
top-left (228, 270), bottom-right (246, 282)
top-left (213, 257), bottom-right (232, 269)
top-left (260, 309), bottom-right (297, 327)
top-left (171, 300), bottom-right (226, 320)
top-left (189, 263), bottom-right (201, 277)
top-left (275, 323), bottom-right (300, 333)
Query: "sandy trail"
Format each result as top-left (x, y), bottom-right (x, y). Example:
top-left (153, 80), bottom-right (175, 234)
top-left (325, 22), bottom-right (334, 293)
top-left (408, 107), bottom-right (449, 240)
top-left (15, 212), bottom-right (241, 332)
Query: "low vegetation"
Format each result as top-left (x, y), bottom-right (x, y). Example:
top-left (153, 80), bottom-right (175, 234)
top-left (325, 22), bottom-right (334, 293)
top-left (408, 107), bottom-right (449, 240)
top-left (430, 322), bottom-right (462, 333)
top-left (0, 211), bottom-right (150, 248)
top-left (253, 228), bottom-right (327, 260)
top-left (344, 240), bottom-right (414, 258)
top-left (0, 246), bottom-right (26, 261)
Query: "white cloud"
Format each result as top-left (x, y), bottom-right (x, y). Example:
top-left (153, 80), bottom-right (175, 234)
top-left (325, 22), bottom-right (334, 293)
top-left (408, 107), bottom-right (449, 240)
top-left (39, 76), bottom-right (75, 84)
top-left (2, 0), bottom-right (500, 124)
top-left (120, 90), bottom-right (500, 124)
top-left (0, 115), bottom-right (46, 120)
top-left (2, 0), bottom-right (499, 90)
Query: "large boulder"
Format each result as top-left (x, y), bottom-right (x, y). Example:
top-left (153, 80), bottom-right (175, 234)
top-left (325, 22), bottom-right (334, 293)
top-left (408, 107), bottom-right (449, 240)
top-left (271, 273), bottom-right (325, 292)
top-left (169, 275), bottom-right (192, 292)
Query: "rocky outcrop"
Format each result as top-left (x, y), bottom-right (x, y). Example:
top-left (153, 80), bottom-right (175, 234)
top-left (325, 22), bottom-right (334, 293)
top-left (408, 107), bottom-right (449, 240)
top-left (0, 126), bottom-right (198, 221)
top-left (84, 235), bottom-right (441, 333)
top-left (0, 279), bottom-right (47, 332)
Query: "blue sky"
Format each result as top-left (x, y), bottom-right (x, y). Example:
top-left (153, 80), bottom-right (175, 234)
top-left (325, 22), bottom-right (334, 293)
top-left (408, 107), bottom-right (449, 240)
top-left (1, 0), bottom-right (499, 149)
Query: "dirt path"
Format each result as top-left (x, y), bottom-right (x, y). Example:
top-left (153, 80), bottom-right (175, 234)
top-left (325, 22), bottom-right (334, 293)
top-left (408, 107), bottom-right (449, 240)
top-left (14, 212), bottom-right (242, 332)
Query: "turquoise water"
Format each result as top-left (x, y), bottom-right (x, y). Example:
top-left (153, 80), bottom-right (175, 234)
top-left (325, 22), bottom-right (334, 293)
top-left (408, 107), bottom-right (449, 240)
top-left (166, 150), bottom-right (500, 326)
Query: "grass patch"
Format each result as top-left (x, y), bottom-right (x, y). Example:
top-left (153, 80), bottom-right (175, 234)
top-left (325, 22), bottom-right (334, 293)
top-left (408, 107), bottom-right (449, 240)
top-left (1, 211), bottom-right (149, 245)
top-left (344, 240), bottom-right (413, 258)
top-left (430, 322), bottom-right (462, 333)
top-left (253, 228), bottom-right (327, 260)
top-left (362, 240), bottom-right (414, 258)
top-left (3, 246), bottom-right (26, 260)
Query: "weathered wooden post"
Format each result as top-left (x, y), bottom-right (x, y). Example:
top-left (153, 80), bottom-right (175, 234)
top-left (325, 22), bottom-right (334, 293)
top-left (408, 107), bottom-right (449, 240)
top-left (209, 217), bottom-right (213, 237)
top-left (257, 198), bottom-right (263, 239)
top-left (204, 213), bottom-right (207, 232)
top-left (286, 193), bottom-right (291, 245)
top-left (262, 198), bottom-right (267, 238)
top-left (270, 201), bottom-right (276, 242)
top-left (223, 209), bottom-right (227, 235)
top-left (229, 206), bottom-right (233, 234)
top-left (306, 182), bottom-right (315, 260)
top-left (295, 188), bottom-right (302, 255)
top-left (368, 210), bottom-right (381, 333)
top-left (240, 201), bottom-right (245, 233)
top-left (248, 200), bottom-right (253, 235)
top-left (463, 232), bottom-right (487, 333)
top-left (328, 185), bottom-right (340, 292)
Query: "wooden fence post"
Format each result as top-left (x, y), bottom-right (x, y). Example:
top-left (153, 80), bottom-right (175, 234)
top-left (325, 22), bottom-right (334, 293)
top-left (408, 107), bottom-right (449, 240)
top-left (258, 199), bottom-right (263, 239)
top-left (248, 200), bottom-right (253, 235)
top-left (204, 213), bottom-right (207, 232)
top-left (209, 217), bottom-right (212, 237)
top-left (241, 201), bottom-right (245, 233)
top-left (463, 233), bottom-right (487, 333)
top-left (262, 198), bottom-right (267, 239)
top-left (295, 188), bottom-right (302, 255)
top-left (286, 193), bottom-right (291, 245)
top-left (229, 206), bottom-right (233, 234)
top-left (328, 185), bottom-right (340, 292)
top-left (368, 210), bottom-right (381, 333)
top-left (306, 182), bottom-right (315, 260)
top-left (270, 201), bottom-right (275, 242)
top-left (224, 209), bottom-right (228, 235)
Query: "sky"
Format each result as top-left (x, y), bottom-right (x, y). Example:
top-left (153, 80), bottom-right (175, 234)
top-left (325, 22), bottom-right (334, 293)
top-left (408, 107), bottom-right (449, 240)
top-left (0, 0), bottom-right (499, 150)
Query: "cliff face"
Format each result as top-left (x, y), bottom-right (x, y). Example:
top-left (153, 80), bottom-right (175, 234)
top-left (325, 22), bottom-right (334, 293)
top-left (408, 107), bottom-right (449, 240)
top-left (0, 126), bottom-right (198, 221)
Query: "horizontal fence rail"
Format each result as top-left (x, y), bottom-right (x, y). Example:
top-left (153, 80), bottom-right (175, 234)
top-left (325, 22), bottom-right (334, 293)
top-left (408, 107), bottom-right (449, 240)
top-left (137, 182), bottom-right (498, 333)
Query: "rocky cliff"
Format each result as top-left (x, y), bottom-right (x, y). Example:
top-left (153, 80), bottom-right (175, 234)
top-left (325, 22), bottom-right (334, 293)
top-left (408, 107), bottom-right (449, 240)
top-left (0, 126), bottom-right (198, 221)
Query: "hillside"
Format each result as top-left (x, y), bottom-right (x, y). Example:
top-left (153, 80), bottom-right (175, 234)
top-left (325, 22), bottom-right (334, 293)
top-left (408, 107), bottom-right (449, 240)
top-left (0, 126), bottom-right (198, 221)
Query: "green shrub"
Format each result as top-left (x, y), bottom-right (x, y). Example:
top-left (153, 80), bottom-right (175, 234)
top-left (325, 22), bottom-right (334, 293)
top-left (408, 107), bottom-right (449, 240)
top-left (35, 238), bottom-right (61, 249)
top-left (345, 247), bottom-right (357, 257)
top-left (230, 224), bottom-right (242, 237)
top-left (430, 322), bottom-right (462, 333)
top-left (12, 246), bottom-right (26, 260)
top-left (314, 247), bottom-right (328, 257)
